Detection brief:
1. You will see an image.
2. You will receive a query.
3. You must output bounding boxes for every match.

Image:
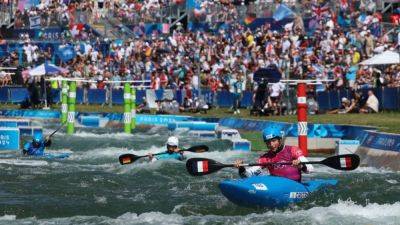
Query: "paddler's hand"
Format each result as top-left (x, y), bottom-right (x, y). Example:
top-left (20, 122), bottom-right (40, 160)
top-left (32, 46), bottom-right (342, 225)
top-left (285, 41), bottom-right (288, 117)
top-left (44, 137), bottom-right (52, 146)
top-left (148, 153), bottom-right (154, 160)
top-left (234, 159), bottom-right (243, 168)
top-left (292, 159), bottom-right (302, 168)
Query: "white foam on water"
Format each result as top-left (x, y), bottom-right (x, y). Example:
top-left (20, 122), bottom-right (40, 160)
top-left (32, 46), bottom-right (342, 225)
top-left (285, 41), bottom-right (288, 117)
top-left (0, 159), bottom-right (48, 167)
top-left (134, 133), bottom-right (162, 140)
top-left (386, 179), bottom-right (398, 184)
top-left (301, 200), bottom-right (400, 225)
top-left (70, 130), bottom-right (163, 141)
top-left (46, 149), bottom-right (73, 154)
top-left (146, 126), bottom-right (165, 133)
top-left (111, 212), bottom-right (184, 225)
top-left (112, 201), bottom-right (400, 225)
top-left (2, 201), bottom-right (399, 225)
top-left (69, 147), bottom-right (131, 160)
top-left (0, 215), bottom-right (16, 221)
top-left (94, 196), bottom-right (108, 204)
top-left (115, 158), bottom-right (177, 175)
top-left (171, 128), bottom-right (191, 136)
top-left (71, 131), bottom-right (133, 139)
top-left (353, 166), bottom-right (398, 174)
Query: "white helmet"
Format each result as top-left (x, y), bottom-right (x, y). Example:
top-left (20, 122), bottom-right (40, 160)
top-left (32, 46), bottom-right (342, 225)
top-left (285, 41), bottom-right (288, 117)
top-left (166, 136), bottom-right (179, 146)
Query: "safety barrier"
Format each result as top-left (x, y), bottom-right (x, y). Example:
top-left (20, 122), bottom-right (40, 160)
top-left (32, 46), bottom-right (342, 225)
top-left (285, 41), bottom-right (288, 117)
top-left (0, 128), bottom-right (20, 151)
top-left (9, 87), bottom-right (29, 103)
top-left (87, 89), bottom-right (107, 104)
top-left (218, 117), bottom-right (375, 139)
top-left (1, 87), bottom-right (400, 110)
top-left (356, 130), bottom-right (400, 171)
top-left (316, 87), bottom-right (400, 111)
top-left (0, 87), bottom-right (8, 102)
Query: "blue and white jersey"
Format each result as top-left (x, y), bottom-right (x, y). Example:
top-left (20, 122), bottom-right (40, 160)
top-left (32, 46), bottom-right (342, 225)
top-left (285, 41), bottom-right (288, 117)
top-left (23, 142), bottom-right (46, 156)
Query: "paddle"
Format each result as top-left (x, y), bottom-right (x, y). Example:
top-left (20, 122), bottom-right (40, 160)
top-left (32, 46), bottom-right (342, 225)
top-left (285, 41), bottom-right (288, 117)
top-left (186, 154), bottom-right (360, 176)
top-left (47, 123), bottom-right (66, 139)
top-left (119, 145), bottom-right (209, 165)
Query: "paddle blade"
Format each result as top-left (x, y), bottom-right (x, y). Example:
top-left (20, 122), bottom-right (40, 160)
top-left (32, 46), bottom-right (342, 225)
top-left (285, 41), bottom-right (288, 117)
top-left (185, 145), bottom-right (209, 153)
top-left (321, 154), bottom-right (360, 171)
top-left (186, 158), bottom-right (224, 176)
top-left (118, 154), bottom-right (140, 165)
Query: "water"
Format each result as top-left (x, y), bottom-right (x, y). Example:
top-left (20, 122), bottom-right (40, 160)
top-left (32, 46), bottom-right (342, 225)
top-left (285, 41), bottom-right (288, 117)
top-left (0, 126), bottom-right (399, 225)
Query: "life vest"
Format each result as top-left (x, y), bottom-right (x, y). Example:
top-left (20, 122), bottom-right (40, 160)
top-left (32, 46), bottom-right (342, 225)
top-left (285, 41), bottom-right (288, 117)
top-left (23, 141), bottom-right (46, 156)
top-left (155, 152), bottom-right (184, 161)
top-left (258, 145), bottom-right (304, 182)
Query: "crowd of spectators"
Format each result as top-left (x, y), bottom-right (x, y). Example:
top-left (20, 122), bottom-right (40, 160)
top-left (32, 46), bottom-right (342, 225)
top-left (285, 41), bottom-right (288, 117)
top-left (1, 0), bottom-right (400, 115)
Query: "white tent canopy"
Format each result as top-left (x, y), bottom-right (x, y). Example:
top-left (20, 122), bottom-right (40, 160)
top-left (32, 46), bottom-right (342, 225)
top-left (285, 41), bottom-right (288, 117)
top-left (28, 63), bottom-right (68, 76)
top-left (360, 50), bottom-right (400, 65)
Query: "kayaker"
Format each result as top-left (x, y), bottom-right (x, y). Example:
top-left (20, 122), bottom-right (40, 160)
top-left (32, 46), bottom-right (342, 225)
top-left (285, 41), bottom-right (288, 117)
top-left (234, 130), bottom-right (313, 182)
top-left (148, 136), bottom-right (185, 161)
top-left (22, 133), bottom-right (52, 156)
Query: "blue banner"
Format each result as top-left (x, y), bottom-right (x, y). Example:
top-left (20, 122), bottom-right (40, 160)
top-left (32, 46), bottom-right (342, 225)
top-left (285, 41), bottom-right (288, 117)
top-left (13, 28), bottom-right (64, 40)
top-left (218, 118), bottom-right (376, 139)
top-left (0, 110), bottom-right (60, 119)
top-left (13, 25), bottom-right (100, 40)
top-left (57, 45), bottom-right (76, 62)
top-left (136, 115), bottom-right (192, 126)
top-left (360, 131), bottom-right (400, 152)
top-left (0, 128), bottom-right (20, 151)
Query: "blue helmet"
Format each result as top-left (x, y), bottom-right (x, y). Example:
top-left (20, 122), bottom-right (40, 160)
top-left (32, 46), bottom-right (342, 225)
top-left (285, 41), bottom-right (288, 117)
top-left (262, 129), bottom-right (283, 142)
top-left (33, 133), bottom-right (43, 142)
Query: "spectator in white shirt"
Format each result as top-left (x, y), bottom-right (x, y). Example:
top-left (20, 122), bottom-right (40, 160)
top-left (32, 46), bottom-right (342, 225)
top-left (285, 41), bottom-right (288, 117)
top-left (360, 90), bottom-right (379, 113)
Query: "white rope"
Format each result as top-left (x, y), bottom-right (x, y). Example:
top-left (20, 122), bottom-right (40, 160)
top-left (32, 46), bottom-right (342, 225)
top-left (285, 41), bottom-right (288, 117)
top-left (46, 77), bottom-right (151, 84)
top-left (280, 79), bottom-right (335, 85)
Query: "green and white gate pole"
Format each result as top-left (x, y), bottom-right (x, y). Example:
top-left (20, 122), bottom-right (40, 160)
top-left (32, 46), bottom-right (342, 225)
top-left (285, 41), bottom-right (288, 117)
top-left (61, 80), bottom-right (68, 124)
top-left (131, 88), bottom-right (136, 130)
top-left (123, 83), bottom-right (131, 134)
top-left (67, 81), bottom-right (76, 134)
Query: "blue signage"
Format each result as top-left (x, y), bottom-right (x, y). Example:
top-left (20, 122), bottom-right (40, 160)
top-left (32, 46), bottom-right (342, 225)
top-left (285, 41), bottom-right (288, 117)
top-left (360, 131), bottom-right (400, 153)
top-left (0, 110), bottom-right (60, 119)
top-left (0, 128), bottom-right (20, 151)
top-left (80, 116), bottom-right (100, 127)
top-left (136, 115), bottom-right (191, 126)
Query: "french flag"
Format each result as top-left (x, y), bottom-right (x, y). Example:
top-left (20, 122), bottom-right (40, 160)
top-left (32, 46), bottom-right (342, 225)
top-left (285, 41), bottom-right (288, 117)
top-left (340, 157), bottom-right (352, 168)
top-left (196, 161), bottom-right (209, 173)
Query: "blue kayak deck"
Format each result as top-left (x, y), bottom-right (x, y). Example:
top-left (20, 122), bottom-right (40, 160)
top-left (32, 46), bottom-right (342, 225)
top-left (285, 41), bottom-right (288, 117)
top-left (219, 176), bottom-right (338, 208)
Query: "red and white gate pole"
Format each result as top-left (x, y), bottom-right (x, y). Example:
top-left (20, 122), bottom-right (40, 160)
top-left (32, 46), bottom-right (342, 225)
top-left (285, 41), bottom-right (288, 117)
top-left (297, 82), bottom-right (308, 156)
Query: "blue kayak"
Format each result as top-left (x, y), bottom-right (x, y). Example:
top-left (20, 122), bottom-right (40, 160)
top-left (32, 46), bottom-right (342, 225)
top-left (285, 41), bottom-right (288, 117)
top-left (24, 153), bottom-right (70, 159)
top-left (42, 153), bottom-right (70, 159)
top-left (219, 176), bottom-right (338, 208)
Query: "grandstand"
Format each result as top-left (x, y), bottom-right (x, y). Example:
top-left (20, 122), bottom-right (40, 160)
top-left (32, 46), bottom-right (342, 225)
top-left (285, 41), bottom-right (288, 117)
top-left (0, 0), bottom-right (399, 114)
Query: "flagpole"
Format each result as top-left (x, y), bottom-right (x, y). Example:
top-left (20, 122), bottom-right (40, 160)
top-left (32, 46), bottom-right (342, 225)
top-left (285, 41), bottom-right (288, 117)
top-left (43, 61), bottom-right (50, 110)
top-left (43, 75), bottom-right (49, 110)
